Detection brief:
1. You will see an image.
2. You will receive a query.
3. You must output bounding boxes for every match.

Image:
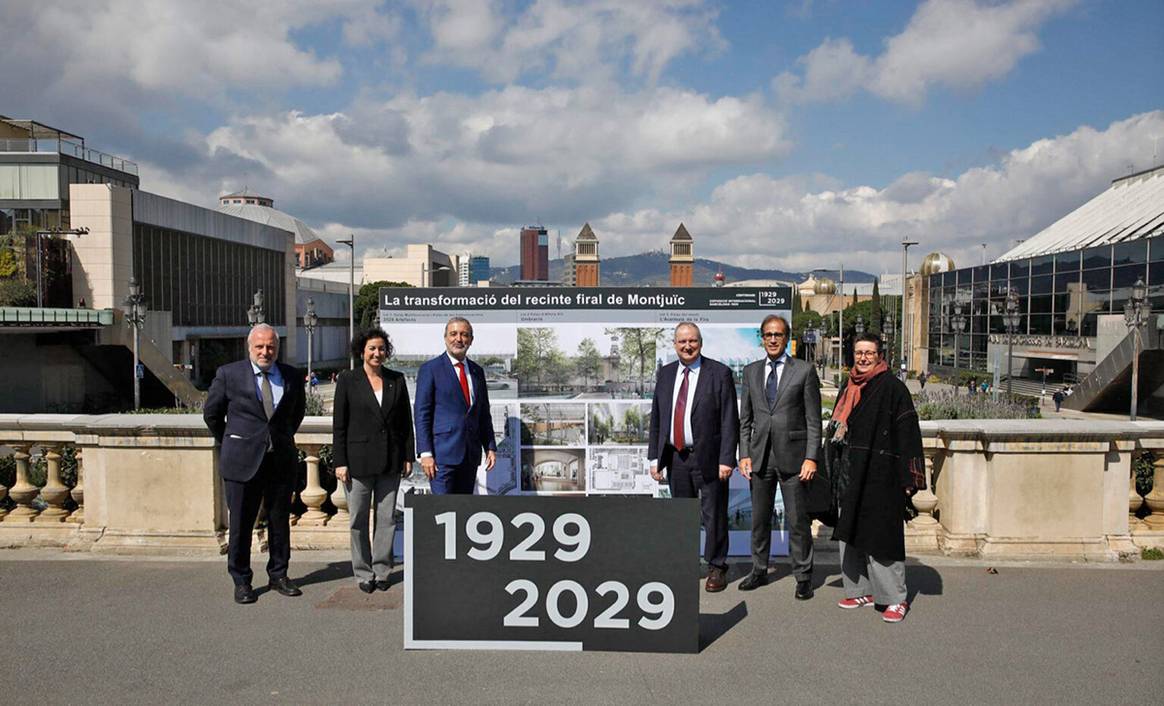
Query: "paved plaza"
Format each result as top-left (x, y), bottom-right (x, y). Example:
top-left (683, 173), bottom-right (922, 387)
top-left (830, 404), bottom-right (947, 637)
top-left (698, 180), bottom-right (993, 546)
top-left (1, 550), bottom-right (1160, 705)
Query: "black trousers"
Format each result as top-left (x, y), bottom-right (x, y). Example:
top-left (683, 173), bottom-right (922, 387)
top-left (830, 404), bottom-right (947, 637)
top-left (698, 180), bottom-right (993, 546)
top-left (223, 453), bottom-right (292, 586)
top-left (668, 446), bottom-right (729, 569)
top-left (749, 462), bottom-right (814, 581)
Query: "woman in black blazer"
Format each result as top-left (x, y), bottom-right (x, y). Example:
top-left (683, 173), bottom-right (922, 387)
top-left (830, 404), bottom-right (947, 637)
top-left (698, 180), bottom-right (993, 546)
top-left (332, 327), bottom-right (415, 593)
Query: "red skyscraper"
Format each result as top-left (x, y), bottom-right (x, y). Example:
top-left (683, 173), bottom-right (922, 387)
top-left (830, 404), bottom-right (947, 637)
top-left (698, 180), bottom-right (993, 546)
top-left (520, 225), bottom-right (549, 281)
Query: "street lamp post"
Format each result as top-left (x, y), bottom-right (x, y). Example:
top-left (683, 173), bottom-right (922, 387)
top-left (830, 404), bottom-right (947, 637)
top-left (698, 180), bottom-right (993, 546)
top-left (855, 314), bottom-right (864, 335)
top-left (246, 289), bottom-right (265, 326)
top-left (900, 239), bottom-right (918, 376)
top-left (1124, 277), bottom-right (1150, 421)
top-left (34, 226), bottom-right (89, 308)
top-left (1004, 288), bottom-right (1021, 397)
top-left (303, 298), bottom-right (318, 384)
top-left (337, 235), bottom-right (355, 370)
top-left (122, 277), bottom-right (147, 410)
top-left (949, 302), bottom-right (967, 374)
top-left (1035, 367), bottom-right (1053, 400)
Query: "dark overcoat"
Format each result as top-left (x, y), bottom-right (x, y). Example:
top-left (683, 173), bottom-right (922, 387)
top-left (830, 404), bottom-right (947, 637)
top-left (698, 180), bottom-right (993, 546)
top-left (828, 372), bottom-right (925, 561)
top-left (332, 367), bottom-right (415, 478)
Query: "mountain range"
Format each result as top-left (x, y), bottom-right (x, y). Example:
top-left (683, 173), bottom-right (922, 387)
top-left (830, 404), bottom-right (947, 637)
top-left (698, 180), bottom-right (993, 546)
top-left (490, 250), bottom-right (876, 286)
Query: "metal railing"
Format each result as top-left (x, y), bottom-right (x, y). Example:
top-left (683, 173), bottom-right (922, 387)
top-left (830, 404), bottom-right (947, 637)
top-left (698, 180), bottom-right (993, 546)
top-left (0, 138), bottom-right (138, 176)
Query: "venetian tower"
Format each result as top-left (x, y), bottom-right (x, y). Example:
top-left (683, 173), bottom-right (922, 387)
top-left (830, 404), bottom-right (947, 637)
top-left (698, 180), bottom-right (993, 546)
top-left (669, 223), bottom-right (694, 287)
top-left (574, 223), bottom-right (600, 286)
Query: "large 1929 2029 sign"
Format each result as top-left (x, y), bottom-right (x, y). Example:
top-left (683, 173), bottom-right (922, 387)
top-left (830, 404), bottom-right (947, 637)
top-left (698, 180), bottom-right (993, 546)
top-left (404, 494), bottom-right (699, 653)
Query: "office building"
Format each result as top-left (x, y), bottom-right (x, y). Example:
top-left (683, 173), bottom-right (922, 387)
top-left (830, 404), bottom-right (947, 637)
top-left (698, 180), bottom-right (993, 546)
top-left (520, 225), bottom-right (549, 281)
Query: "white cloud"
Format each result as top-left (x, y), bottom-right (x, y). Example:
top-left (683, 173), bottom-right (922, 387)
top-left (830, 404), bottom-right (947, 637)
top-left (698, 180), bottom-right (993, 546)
top-left (138, 83), bottom-right (790, 257)
top-left (591, 111), bottom-right (1164, 274)
top-left (777, 0), bottom-right (1076, 106)
top-left (417, 0), bottom-right (723, 84)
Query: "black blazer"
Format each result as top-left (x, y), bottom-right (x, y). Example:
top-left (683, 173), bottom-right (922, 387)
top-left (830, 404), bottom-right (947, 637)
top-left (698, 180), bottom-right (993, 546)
top-left (332, 367), bottom-right (415, 478)
top-left (647, 356), bottom-right (739, 484)
top-left (203, 359), bottom-right (306, 483)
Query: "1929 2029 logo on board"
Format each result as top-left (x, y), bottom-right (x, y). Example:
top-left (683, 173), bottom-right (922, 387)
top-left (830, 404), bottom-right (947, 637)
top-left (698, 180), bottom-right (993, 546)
top-left (403, 494), bottom-right (699, 653)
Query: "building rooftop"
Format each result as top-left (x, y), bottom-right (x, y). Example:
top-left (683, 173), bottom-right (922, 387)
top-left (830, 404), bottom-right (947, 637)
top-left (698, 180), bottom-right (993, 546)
top-left (218, 199), bottom-right (322, 245)
top-left (0, 115), bottom-right (139, 176)
top-left (996, 164), bottom-right (1164, 262)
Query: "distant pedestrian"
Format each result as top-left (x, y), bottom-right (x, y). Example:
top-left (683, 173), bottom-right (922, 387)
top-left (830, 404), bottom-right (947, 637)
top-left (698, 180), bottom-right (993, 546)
top-left (967, 378), bottom-right (977, 396)
top-left (1052, 389), bottom-right (1065, 412)
top-left (980, 381), bottom-right (989, 395)
top-left (918, 371), bottom-right (927, 390)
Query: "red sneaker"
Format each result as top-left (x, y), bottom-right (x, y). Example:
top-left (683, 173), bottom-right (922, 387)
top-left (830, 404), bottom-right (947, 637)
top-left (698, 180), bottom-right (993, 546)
top-left (882, 602), bottom-right (909, 623)
top-left (837, 595), bottom-right (874, 609)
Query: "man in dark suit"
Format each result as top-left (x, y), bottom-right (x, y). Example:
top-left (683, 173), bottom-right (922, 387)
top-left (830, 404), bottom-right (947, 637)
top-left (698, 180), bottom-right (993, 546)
top-left (648, 322), bottom-right (739, 593)
top-left (738, 314), bottom-right (822, 599)
top-left (204, 324), bottom-right (306, 604)
top-left (414, 316), bottom-right (496, 494)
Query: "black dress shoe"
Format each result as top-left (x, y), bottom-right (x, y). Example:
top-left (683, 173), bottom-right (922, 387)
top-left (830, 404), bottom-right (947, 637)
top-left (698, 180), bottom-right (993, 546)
top-left (234, 584), bottom-right (257, 604)
top-left (795, 580), bottom-right (814, 600)
top-left (375, 578), bottom-right (391, 591)
top-left (267, 576), bottom-right (302, 597)
top-left (738, 571), bottom-right (767, 591)
top-left (358, 580), bottom-right (376, 594)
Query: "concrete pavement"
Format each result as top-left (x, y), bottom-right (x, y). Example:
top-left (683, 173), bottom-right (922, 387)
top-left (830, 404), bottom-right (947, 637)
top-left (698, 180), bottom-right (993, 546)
top-left (0, 550), bottom-right (1160, 705)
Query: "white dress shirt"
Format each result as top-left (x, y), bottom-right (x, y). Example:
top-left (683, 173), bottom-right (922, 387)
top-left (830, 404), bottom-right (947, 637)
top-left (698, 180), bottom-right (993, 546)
top-left (448, 352), bottom-right (475, 407)
top-left (763, 352), bottom-right (789, 398)
top-left (670, 356), bottom-right (702, 448)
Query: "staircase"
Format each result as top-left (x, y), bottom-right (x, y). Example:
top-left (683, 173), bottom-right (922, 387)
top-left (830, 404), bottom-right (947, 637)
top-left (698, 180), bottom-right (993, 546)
top-left (1063, 326), bottom-right (1164, 414)
top-left (104, 313), bottom-right (207, 408)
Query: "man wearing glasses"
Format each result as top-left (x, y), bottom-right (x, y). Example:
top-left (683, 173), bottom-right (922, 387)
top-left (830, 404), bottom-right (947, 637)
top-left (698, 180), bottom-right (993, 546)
top-left (737, 314), bottom-right (822, 599)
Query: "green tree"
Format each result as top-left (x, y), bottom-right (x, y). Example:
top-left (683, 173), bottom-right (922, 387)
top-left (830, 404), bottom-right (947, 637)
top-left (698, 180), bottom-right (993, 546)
top-left (354, 280), bottom-right (413, 330)
top-left (574, 337), bottom-right (602, 387)
top-left (514, 327), bottom-right (561, 386)
top-left (605, 327), bottom-right (664, 396)
top-left (870, 278), bottom-right (882, 334)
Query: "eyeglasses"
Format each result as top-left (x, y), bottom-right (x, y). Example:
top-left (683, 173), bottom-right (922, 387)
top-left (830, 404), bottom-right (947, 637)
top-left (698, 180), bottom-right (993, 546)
top-left (761, 331), bottom-right (788, 339)
top-left (853, 351), bottom-right (880, 358)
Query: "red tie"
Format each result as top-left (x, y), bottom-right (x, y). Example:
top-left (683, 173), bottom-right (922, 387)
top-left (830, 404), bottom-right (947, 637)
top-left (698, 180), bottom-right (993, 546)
top-left (673, 366), bottom-right (689, 450)
top-left (456, 362), bottom-right (471, 407)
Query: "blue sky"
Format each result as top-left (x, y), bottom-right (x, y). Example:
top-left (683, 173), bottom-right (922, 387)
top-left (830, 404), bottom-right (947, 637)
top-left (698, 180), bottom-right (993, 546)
top-left (3, 0), bottom-right (1161, 274)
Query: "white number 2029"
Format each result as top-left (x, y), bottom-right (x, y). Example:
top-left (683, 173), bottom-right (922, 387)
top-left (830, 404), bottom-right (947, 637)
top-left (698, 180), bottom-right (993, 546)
top-left (502, 580), bottom-right (675, 631)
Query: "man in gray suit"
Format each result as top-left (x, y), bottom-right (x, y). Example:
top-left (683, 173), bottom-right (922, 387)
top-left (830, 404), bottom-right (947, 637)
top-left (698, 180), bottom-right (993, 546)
top-left (738, 314), bottom-right (822, 599)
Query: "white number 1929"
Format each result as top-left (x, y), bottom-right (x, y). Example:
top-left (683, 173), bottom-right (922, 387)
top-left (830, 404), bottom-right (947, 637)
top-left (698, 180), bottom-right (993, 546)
top-left (434, 511), bottom-right (591, 563)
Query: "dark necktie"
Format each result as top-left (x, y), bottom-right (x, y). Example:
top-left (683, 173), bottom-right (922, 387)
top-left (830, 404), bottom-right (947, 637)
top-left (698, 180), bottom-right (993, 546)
top-left (456, 362), bottom-right (471, 407)
top-left (673, 366), bottom-right (690, 450)
top-left (260, 371), bottom-right (275, 419)
top-left (766, 359), bottom-right (779, 412)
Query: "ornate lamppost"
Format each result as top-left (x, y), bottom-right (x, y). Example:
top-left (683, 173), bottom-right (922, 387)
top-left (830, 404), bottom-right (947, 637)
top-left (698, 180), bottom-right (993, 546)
top-left (854, 314), bottom-right (864, 335)
top-left (1124, 277), bottom-right (1150, 421)
top-left (247, 289), bottom-right (265, 326)
top-left (303, 298), bottom-right (318, 384)
top-left (949, 301), bottom-right (967, 372)
top-left (1004, 287), bottom-right (1022, 396)
top-left (122, 277), bottom-right (147, 410)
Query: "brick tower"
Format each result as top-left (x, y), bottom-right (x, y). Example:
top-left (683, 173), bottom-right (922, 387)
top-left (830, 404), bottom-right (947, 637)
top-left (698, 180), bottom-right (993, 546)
top-left (574, 222), bottom-right (600, 287)
top-left (669, 223), bottom-right (694, 287)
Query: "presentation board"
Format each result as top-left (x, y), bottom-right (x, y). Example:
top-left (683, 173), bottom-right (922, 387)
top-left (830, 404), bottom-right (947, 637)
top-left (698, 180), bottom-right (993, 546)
top-left (404, 494), bottom-right (700, 653)
top-left (381, 286), bottom-right (795, 556)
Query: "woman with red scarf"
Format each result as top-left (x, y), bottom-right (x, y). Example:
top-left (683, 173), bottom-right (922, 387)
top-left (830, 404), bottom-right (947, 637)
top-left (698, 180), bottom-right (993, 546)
top-left (825, 333), bottom-right (926, 623)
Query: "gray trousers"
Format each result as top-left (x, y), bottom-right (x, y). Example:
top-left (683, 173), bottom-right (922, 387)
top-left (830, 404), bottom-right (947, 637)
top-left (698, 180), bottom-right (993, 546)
top-left (345, 472), bottom-right (401, 582)
top-left (750, 464), bottom-right (813, 581)
top-left (839, 540), bottom-right (907, 605)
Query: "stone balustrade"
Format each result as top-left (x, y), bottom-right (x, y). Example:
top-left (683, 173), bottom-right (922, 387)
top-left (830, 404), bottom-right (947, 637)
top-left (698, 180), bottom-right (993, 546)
top-left (1, 414), bottom-right (1163, 558)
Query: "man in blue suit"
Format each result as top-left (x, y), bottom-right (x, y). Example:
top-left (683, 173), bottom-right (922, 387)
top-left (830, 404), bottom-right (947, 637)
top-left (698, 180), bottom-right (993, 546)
top-left (204, 324), bottom-right (306, 604)
top-left (414, 317), bottom-right (497, 494)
